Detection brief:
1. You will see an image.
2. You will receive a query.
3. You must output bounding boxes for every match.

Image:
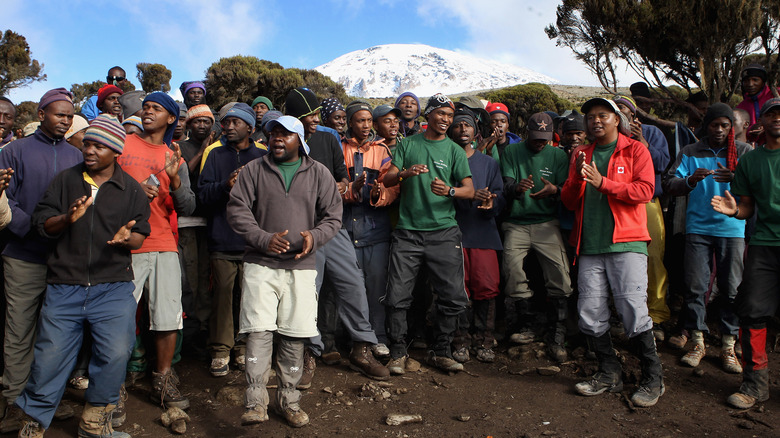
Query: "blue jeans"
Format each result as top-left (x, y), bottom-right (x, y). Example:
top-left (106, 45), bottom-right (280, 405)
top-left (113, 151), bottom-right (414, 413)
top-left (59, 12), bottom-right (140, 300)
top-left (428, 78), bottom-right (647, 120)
top-left (15, 282), bottom-right (136, 428)
top-left (683, 234), bottom-right (744, 335)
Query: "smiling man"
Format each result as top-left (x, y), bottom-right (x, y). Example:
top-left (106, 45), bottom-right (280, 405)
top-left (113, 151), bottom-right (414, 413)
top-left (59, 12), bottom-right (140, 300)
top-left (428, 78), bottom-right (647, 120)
top-left (383, 93), bottom-right (475, 373)
top-left (0, 88), bottom-right (83, 433)
top-left (16, 114), bottom-right (150, 438)
top-left (227, 116), bottom-right (341, 428)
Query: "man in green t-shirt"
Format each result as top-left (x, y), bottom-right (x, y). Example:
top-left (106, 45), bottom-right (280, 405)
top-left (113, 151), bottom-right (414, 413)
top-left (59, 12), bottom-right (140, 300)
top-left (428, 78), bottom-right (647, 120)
top-left (712, 98), bottom-right (780, 409)
top-left (501, 112), bottom-right (571, 363)
top-left (383, 93), bottom-right (475, 373)
top-left (561, 98), bottom-right (663, 408)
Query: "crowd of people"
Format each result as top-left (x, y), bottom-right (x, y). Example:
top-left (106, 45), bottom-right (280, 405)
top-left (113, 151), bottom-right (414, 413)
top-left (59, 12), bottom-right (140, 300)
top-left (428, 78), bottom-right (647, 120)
top-left (0, 61), bottom-right (777, 436)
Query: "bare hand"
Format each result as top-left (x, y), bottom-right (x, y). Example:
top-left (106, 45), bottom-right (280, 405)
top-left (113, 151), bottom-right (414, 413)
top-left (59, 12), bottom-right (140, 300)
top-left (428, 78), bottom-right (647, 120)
top-left (67, 196), bottom-right (93, 224)
top-left (200, 131), bottom-right (215, 152)
top-left (576, 151), bottom-right (587, 176)
top-left (529, 177), bottom-right (558, 199)
top-left (352, 171), bottom-right (367, 195)
top-left (227, 166), bottom-right (243, 189)
top-left (687, 168), bottom-right (714, 186)
top-left (430, 177), bottom-right (449, 196)
top-left (141, 182), bottom-right (159, 200)
top-left (164, 143), bottom-right (183, 179)
top-left (713, 162), bottom-right (734, 183)
top-left (474, 187), bottom-right (496, 210)
top-left (0, 168), bottom-right (14, 195)
top-left (402, 164), bottom-right (428, 179)
top-left (267, 230), bottom-right (290, 254)
top-left (295, 231), bottom-right (313, 260)
top-left (369, 180), bottom-right (381, 202)
top-left (108, 220), bottom-right (136, 246)
top-left (630, 120), bottom-right (644, 142)
top-left (711, 190), bottom-right (737, 216)
top-left (515, 174), bottom-right (534, 194)
top-left (582, 161), bottom-right (603, 188)
top-left (477, 128), bottom-right (499, 153)
top-left (336, 181), bottom-right (348, 194)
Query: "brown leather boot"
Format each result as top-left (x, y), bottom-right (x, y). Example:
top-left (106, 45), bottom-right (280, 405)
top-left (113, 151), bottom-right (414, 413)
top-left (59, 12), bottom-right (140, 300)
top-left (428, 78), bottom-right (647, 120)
top-left (349, 342), bottom-right (390, 381)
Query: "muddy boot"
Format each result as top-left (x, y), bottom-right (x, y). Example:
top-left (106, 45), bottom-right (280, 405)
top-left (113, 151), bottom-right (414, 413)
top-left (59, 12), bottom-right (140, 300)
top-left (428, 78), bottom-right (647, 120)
top-left (472, 298), bottom-right (496, 362)
top-left (509, 298), bottom-right (535, 344)
top-left (150, 369), bottom-right (190, 410)
top-left (630, 329), bottom-right (665, 407)
top-left (575, 332), bottom-right (623, 396)
top-left (349, 342), bottom-right (390, 380)
top-left (77, 403), bottom-right (130, 438)
top-left (728, 324), bottom-right (770, 408)
top-left (452, 309), bottom-right (471, 363)
top-left (547, 298), bottom-right (569, 363)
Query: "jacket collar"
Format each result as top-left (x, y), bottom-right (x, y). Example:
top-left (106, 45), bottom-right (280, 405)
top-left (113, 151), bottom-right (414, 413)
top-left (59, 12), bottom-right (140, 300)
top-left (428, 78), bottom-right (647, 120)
top-left (80, 162), bottom-right (128, 190)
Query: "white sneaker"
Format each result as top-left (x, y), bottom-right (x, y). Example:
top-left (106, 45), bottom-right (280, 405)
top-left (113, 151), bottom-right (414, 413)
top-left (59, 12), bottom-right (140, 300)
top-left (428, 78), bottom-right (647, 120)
top-left (371, 343), bottom-right (390, 358)
top-left (210, 357), bottom-right (230, 377)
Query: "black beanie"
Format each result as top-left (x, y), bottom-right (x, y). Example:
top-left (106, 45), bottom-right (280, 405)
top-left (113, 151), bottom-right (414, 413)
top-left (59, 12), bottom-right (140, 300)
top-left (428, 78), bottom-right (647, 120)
top-left (345, 100), bottom-right (372, 123)
top-left (285, 88), bottom-right (321, 119)
top-left (741, 63), bottom-right (768, 82)
top-left (562, 114), bottom-right (586, 133)
top-left (701, 103), bottom-right (734, 129)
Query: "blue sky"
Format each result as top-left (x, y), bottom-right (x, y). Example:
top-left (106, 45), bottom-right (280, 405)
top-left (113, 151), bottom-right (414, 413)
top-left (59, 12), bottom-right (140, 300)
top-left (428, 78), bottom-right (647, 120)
top-left (5, 0), bottom-right (643, 104)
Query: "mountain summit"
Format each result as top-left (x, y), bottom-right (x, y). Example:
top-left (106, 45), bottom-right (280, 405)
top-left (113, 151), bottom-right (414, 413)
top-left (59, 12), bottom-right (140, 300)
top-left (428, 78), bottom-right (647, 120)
top-left (315, 44), bottom-right (558, 99)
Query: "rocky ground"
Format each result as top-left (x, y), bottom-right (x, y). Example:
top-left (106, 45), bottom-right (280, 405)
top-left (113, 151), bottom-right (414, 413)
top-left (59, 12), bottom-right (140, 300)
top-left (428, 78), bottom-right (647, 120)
top-left (33, 334), bottom-right (780, 438)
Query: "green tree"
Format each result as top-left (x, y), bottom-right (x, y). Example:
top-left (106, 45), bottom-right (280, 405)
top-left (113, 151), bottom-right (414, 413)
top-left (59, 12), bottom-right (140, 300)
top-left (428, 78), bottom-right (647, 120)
top-left (484, 83), bottom-right (573, 134)
top-left (70, 80), bottom-right (105, 111)
top-left (546, 0), bottom-right (780, 103)
top-left (136, 63), bottom-right (172, 93)
top-left (13, 100), bottom-right (38, 132)
top-left (0, 30), bottom-right (46, 96)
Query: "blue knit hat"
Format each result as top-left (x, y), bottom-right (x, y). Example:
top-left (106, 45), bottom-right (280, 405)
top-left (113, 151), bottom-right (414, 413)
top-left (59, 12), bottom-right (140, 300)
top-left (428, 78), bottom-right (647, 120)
top-left (221, 102), bottom-right (256, 127)
top-left (142, 92), bottom-right (179, 146)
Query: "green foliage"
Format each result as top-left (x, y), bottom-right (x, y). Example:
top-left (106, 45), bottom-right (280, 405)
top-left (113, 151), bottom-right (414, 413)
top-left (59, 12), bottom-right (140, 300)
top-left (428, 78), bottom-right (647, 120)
top-left (13, 100), bottom-right (37, 132)
top-left (484, 83), bottom-right (574, 133)
top-left (136, 63), bottom-right (172, 93)
top-left (204, 55), bottom-right (348, 111)
top-left (70, 80), bottom-right (104, 111)
top-left (0, 30), bottom-right (45, 96)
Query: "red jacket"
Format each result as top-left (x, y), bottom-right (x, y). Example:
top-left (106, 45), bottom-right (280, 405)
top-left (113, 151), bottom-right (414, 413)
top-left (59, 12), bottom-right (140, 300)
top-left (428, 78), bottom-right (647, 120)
top-left (561, 133), bottom-right (654, 255)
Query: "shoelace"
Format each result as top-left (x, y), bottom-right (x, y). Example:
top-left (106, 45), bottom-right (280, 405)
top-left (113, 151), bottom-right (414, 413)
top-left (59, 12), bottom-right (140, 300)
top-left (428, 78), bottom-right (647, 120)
top-left (100, 409), bottom-right (114, 436)
top-left (19, 421), bottom-right (41, 438)
top-left (160, 372), bottom-right (183, 406)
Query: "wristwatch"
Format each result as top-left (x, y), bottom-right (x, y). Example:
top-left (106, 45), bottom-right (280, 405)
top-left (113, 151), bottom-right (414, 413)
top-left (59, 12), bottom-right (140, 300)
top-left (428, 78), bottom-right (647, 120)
top-left (448, 187), bottom-right (456, 197)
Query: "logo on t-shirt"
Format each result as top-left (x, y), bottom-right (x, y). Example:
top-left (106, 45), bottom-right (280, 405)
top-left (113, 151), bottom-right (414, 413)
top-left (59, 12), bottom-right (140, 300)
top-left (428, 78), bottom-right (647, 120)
top-left (433, 159), bottom-right (449, 171)
top-left (540, 166), bottom-right (553, 179)
top-left (617, 166), bottom-right (625, 174)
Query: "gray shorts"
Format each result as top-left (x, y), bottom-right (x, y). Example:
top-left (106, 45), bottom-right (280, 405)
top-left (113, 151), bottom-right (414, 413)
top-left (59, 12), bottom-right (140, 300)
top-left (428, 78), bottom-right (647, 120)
top-left (131, 252), bottom-right (184, 331)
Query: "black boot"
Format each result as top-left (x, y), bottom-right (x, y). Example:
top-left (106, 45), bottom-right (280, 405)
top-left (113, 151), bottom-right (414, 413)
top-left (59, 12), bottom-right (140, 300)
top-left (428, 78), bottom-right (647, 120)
top-left (547, 298), bottom-right (569, 363)
top-left (630, 329), bottom-right (664, 407)
top-left (472, 299), bottom-right (496, 362)
top-left (575, 332), bottom-right (623, 396)
top-left (509, 298), bottom-right (535, 344)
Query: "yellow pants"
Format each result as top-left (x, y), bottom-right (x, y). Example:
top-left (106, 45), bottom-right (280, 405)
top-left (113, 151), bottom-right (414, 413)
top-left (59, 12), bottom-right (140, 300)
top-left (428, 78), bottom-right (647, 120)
top-left (646, 199), bottom-right (670, 323)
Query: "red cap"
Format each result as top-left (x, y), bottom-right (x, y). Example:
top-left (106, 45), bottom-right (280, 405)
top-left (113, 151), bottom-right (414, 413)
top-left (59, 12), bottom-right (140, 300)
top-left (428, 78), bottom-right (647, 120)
top-left (97, 84), bottom-right (124, 109)
top-left (486, 102), bottom-right (510, 119)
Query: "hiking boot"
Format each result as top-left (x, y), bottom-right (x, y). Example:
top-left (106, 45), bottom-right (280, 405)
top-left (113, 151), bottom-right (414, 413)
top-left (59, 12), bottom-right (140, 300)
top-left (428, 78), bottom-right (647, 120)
top-left (426, 352), bottom-right (464, 373)
top-left (234, 354), bottom-right (246, 371)
top-left (241, 406), bottom-right (269, 425)
top-left (575, 372), bottom-right (623, 396)
top-left (297, 348), bottom-right (315, 390)
top-left (387, 356), bottom-right (407, 375)
top-left (630, 383), bottom-right (665, 407)
top-left (321, 349), bottom-right (341, 366)
top-left (77, 403), bottom-right (130, 438)
top-left (727, 392), bottom-right (757, 409)
top-left (410, 337), bottom-right (428, 350)
top-left (210, 357), bottom-right (229, 377)
top-left (474, 347), bottom-right (495, 363)
top-left (54, 403), bottom-right (75, 420)
top-left (278, 405), bottom-right (309, 428)
top-left (349, 343), bottom-right (390, 381)
top-left (509, 328), bottom-right (535, 345)
top-left (652, 323), bottom-right (665, 342)
top-left (548, 344), bottom-right (568, 363)
top-left (18, 418), bottom-right (43, 438)
top-left (150, 369), bottom-right (190, 410)
top-left (721, 349), bottom-right (743, 374)
top-left (69, 375), bottom-right (90, 390)
top-left (735, 341), bottom-right (742, 358)
top-left (680, 343), bottom-right (705, 367)
top-left (111, 385), bottom-right (127, 428)
top-left (371, 343), bottom-right (390, 358)
top-left (668, 333), bottom-right (688, 350)
top-left (1, 404), bottom-right (25, 433)
top-left (451, 347), bottom-right (470, 363)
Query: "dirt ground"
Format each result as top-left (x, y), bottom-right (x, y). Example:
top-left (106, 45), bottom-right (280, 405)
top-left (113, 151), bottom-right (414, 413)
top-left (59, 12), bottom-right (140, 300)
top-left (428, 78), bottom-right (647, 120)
top-left (31, 334), bottom-right (780, 438)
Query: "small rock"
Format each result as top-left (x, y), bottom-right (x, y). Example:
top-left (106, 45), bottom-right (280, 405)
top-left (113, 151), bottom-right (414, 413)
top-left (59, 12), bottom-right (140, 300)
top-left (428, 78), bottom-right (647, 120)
top-left (537, 366), bottom-right (561, 376)
top-left (386, 414), bottom-right (423, 426)
top-left (323, 386), bottom-right (333, 394)
top-left (758, 405), bottom-right (765, 413)
top-left (160, 407), bottom-right (190, 427)
top-left (382, 390), bottom-right (392, 399)
top-left (204, 388), bottom-right (210, 393)
top-left (171, 418), bottom-right (187, 434)
top-left (336, 391), bottom-right (344, 397)
top-left (377, 381), bottom-right (394, 388)
top-left (693, 368), bottom-right (705, 377)
top-left (535, 349), bottom-right (547, 359)
top-left (542, 431), bottom-right (557, 436)
top-left (737, 420), bottom-right (754, 429)
top-left (507, 346), bottom-right (523, 359)
top-left (457, 414), bottom-right (470, 422)
top-left (405, 358), bottom-right (421, 372)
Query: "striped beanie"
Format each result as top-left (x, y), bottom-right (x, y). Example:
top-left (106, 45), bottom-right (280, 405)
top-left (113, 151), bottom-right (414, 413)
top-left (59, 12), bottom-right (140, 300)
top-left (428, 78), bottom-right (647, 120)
top-left (122, 116), bottom-right (143, 132)
top-left (187, 104), bottom-right (214, 123)
top-left (84, 114), bottom-right (126, 154)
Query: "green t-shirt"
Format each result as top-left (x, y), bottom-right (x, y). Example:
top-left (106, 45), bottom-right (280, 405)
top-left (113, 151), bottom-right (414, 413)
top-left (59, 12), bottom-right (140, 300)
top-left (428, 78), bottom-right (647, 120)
top-left (580, 140), bottom-right (647, 255)
top-left (501, 142), bottom-right (569, 225)
top-left (731, 145), bottom-right (780, 246)
top-left (392, 133), bottom-right (472, 231)
top-left (277, 158), bottom-right (302, 193)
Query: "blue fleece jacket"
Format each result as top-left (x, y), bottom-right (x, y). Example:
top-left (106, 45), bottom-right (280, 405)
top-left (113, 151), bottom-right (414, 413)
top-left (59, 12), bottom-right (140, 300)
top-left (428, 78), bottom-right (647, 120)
top-left (0, 129), bottom-right (83, 264)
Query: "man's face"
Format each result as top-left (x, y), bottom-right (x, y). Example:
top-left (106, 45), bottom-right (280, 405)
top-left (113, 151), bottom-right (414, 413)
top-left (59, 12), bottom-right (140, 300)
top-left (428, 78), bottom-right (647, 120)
top-left (449, 121), bottom-right (475, 147)
top-left (0, 101), bottom-right (16, 138)
top-left (67, 129), bottom-right (86, 150)
top-left (490, 113), bottom-right (508, 140)
top-left (107, 68), bottom-right (127, 87)
top-left (586, 105), bottom-right (619, 141)
top-left (269, 125), bottom-right (300, 163)
top-left (526, 138), bottom-right (549, 154)
top-left (426, 107), bottom-right (454, 136)
top-left (762, 108), bottom-right (780, 139)
top-left (374, 113), bottom-right (399, 141)
top-left (349, 110), bottom-right (373, 142)
top-left (632, 95), bottom-right (652, 114)
top-left (742, 76), bottom-right (765, 96)
top-left (222, 117), bottom-right (251, 143)
top-left (300, 110), bottom-right (320, 135)
top-left (38, 101), bottom-right (74, 139)
top-left (706, 116), bottom-right (731, 147)
top-left (325, 110), bottom-right (347, 134)
top-left (174, 116), bottom-right (187, 139)
top-left (186, 88), bottom-right (204, 106)
top-left (253, 103), bottom-right (269, 123)
top-left (141, 101), bottom-right (175, 133)
top-left (733, 112), bottom-right (749, 137)
top-left (188, 116), bottom-right (212, 140)
top-left (398, 96), bottom-right (418, 121)
top-left (82, 139), bottom-right (118, 173)
top-left (616, 102), bottom-right (635, 121)
top-left (561, 130), bottom-right (586, 149)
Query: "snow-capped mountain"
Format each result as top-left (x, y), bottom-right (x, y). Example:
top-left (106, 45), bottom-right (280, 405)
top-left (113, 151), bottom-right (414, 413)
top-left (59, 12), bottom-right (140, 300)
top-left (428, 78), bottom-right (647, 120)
top-left (315, 44), bottom-right (558, 99)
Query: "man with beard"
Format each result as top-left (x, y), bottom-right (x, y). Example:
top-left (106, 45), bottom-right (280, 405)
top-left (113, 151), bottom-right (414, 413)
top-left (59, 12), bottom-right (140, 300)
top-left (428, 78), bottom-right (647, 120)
top-left (383, 93), bottom-right (475, 373)
top-left (394, 92), bottom-right (421, 138)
